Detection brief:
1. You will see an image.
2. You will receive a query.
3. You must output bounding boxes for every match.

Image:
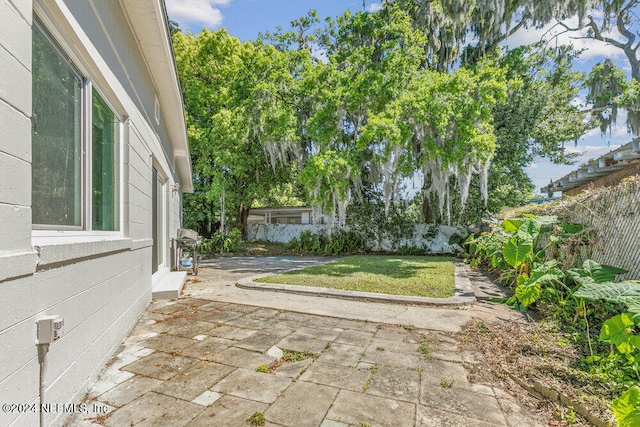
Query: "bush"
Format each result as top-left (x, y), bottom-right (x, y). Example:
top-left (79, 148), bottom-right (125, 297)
top-left (200, 228), bottom-right (243, 254)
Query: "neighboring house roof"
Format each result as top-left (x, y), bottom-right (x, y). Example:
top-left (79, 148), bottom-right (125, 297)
top-left (541, 137), bottom-right (640, 194)
top-left (250, 207), bottom-right (313, 214)
top-left (120, 0), bottom-right (193, 192)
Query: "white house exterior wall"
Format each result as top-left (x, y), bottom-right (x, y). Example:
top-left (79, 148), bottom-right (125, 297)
top-left (0, 0), bottom-right (188, 425)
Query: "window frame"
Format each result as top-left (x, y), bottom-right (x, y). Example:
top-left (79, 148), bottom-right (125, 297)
top-left (32, 16), bottom-right (123, 236)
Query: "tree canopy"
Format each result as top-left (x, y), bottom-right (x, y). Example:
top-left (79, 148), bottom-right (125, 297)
top-left (173, 1), bottom-right (633, 236)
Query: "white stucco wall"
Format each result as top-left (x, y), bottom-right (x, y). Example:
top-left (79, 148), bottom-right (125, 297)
top-left (0, 1), bottom-right (186, 425)
top-left (247, 223), bottom-right (463, 253)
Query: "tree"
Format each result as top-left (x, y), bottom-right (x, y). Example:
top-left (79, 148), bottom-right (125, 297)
top-left (173, 29), bottom-right (311, 238)
top-left (296, 8), bottom-right (508, 224)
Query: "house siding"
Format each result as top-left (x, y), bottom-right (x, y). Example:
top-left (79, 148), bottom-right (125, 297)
top-left (0, 0), bottom-right (187, 425)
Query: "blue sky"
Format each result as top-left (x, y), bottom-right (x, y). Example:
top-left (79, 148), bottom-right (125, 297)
top-left (166, 0), bottom-right (635, 196)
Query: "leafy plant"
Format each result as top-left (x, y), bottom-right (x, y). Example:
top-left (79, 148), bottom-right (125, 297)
top-left (246, 411), bottom-right (266, 426)
top-left (612, 386), bottom-right (640, 427)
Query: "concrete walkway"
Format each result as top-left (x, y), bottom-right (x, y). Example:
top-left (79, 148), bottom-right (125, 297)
top-left (72, 257), bottom-right (546, 427)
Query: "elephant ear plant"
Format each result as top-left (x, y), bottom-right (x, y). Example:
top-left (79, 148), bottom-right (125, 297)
top-left (489, 215), bottom-right (565, 309)
top-left (572, 262), bottom-right (640, 427)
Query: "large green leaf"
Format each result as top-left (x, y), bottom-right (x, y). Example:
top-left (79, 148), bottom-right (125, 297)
top-left (502, 218), bottom-right (524, 233)
top-left (612, 386), bottom-right (640, 427)
top-left (600, 313), bottom-right (635, 353)
top-left (573, 281), bottom-right (640, 302)
top-left (625, 297), bottom-right (640, 323)
top-left (515, 280), bottom-right (541, 306)
top-left (502, 237), bottom-right (532, 268)
top-left (517, 219), bottom-right (540, 240)
top-left (557, 223), bottom-right (584, 234)
top-left (582, 260), bottom-right (628, 283)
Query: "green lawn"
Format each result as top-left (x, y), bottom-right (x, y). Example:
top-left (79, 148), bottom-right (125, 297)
top-left (259, 255), bottom-right (456, 298)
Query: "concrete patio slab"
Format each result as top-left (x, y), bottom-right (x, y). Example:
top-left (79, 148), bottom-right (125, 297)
top-left (365, 365), bottom-right (421, 403)
top-left (276, 330), bottom-right (333, 354)
top-left (361, 347), bottom-right (430, 370)
top-left (101, 391), bottom-right (203, 427)
top-left (121, 352), bottom-right (198, 381)
top-left (264, 381), bottom-right (339, 427)
top-left (210, 368), bottom-right (293, 403)
top-left (75, 258), bottom-right (550, 427)
top-left (272, 358), bottom-right (313, 378)
top-left (493, 387), bottom-right (547, 427)
top-left (316, 342), bottom-right (367, 367)
top-left (334, 329), bottom-right (375, 347)
top-left (191, 390), bottom-right (222, 406)
top-left (165, 320), bottom-right (219, 338)
top-left (141, 334), bottom-right (196, 354)
top-left (153, 360), bottom-right (234, 400)
top-left (207, 323), bottom-right (257, 340)
top-left (210, 346), bottom-right (278, 369)
top-left (420, 383), bottom-right (507, 425)
top-left (235, 327), bottom-right (294, 352)
top-left (179, 336), bottom-right (235, 359)
top-left (300, 362), bottom-right (371, 392)
top-left (416, 405), bottom-right (503, 427)
top-left (95, 376), bottom-right (163, 408)
top-left (184, 395), bottom-right (268, 427)
top-left (326, 389), bottom-right (416, 427)
top-left (225, 313), bottom-right (279, 329)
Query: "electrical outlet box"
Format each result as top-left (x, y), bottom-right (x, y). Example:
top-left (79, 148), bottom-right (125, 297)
top-left (36, 315), bottom-right (64, 344)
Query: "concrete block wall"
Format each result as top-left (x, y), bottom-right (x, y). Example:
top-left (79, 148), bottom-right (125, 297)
top-left (246, 223), bottom-right (462, 254)
top-left (0, 0), bottom-right (187, 425)
top-left (0, 0), bottom-right (38, 282)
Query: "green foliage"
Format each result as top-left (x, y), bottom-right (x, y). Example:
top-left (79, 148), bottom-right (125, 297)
top-left (246, 411), bottom-right (266, 426)
top-left (467, 214), bottom-right (590, 307)
top-left (200, 228), bottom-right (243, 254)
top-left (568, 260), bottom-right (629, 286)
top-left (613, 386), bottom-right (640, 427)
top-left (174, 29), bottom-right (310, 238)
top-left (286, 230), bottom-right (365, 256)
top-left (255, 364), bottom-right (269, 373)
top-left (282, 349), bottom-right (315, 362)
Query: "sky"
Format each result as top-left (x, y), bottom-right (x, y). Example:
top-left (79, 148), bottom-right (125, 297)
top-left (166, 0), bottom-right (636, 196)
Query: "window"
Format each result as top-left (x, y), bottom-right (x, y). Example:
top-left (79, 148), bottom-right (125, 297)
top-left (32, 20), bottom-right (120, 231)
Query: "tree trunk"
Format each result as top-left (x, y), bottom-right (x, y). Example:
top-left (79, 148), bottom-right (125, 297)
top-left (239, 205), bottom-right (250, 241)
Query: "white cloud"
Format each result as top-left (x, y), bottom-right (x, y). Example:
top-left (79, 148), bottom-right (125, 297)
top-left (367, 3), bottom-right (383, 13)
top-left (166, 0), bottom-right (230, 30)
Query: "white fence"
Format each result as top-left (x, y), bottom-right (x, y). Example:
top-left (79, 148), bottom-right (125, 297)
top-left (246, 223), bottom-right (464, 254)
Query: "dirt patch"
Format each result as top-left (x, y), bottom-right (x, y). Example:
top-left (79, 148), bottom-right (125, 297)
top-left (457, 318), bottom-right (616, 426)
